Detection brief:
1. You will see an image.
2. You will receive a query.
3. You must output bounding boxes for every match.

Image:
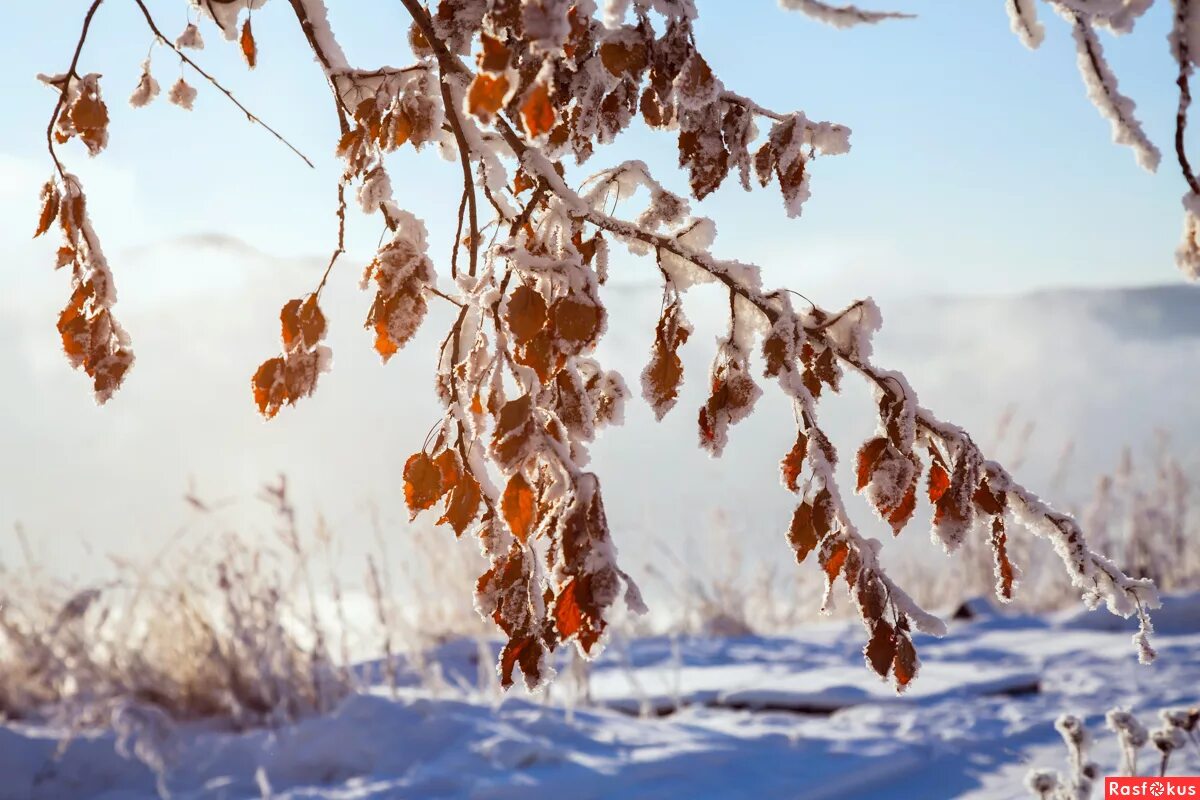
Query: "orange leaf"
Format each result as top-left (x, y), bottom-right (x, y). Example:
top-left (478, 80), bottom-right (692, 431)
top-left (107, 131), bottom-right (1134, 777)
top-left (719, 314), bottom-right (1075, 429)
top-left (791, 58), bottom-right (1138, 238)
top-left (502, 472), bottom-right (536, 542)
top-left (893, 633), bottom-right (918, 690)
top-left (478, 33), bottom-right (510, 73)
top-left (435, 450), bottom-right (461, 495)
top-left (439, 471), bottom-right (481, 537)
top-left (927, 462), bottom-right (950, 504)
top-left (240, 19), bottom-right (257, 68)
top-left (598, 40), bottom-right (648, 77)
top-left (865, 619), bottom-right (896, 678)
top-left (643, 298), bottom-right (690, 419)
top-left (506, 284), bottom-right (547, 344)
top-left (467, 73), bottom-right (509, 121)
top-left (35, 180), bottom-right (59, 238)
top-left (491, 395), bottom-right (534, 470)
top-left (513, 169), bottom-right (535, 195)
top-left (973, 479), bottom-right (1006, 516)
top-left (781, 431), bottom-right (808, 493)
top-left (554, 576), bottom-right (583, 639)
top-left (788, 502), bottom-right (819, 564)
top-left (373, 322), bottom-right (400, 360)
top-left (551, 296), bottom-right (602, 344)
top-left (520, 82), bottom-right (556, 139)
top-left (403, 452), bottom-right (443, 519)
top-left (887, 479), bottom-right (918, 536)
top-left (515, 328), bottom-right (556, 384)
top-left (856, 571), bottom-right (886, 620)
top-left (251, 357), bottom-right (286, 419)
top-left (499, 636), bottom-right (540, 689)
top-left (856, 437), bottom-right (889, 492)
top-left (280, 296), bottom-right (325, 351)
top-left (822, 540), bottom-right (850, 586)
top-left (391, 110), bottom-right (413, 149)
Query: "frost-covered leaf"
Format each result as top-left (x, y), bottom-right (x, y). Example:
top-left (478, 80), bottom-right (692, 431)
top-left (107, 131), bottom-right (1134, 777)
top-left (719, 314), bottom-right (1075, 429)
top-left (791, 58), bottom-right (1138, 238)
top-left (363, 211), bottom-right (435, 361)
top-left (698, 344), bottom-right (761, 455)
top-left (35, 180), bottom-right (59, 238)
top-left (865, 619), bottom-right (895, 677)
top-left (467, 73), bottom-right (510, 122)
top-left (403, 452), bottom-right (443, 518)
top-left (893, 630), bottom-right (919, 690)
top-left (521, 82), bottom-right (557, 139)
top-left (168, 78), bottom-right (197, 110)
top-left (240, 19), bottom-right (258, 68)
top-left (781, 430), bottom-right (808, 492)
top-left (506, 284), bottom-right (548, 344)
top-left (491, 394), bottom-right (536, 471)
top-left (438, 470), bottom-right (482, 536)
top-left (502, 472), bottom-right (536, 542)
top-left (642, 296), bottom-right (691, 419)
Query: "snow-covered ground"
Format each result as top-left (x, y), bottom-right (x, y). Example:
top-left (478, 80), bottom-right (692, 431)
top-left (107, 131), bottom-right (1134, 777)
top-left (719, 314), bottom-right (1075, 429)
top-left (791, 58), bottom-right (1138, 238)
top-left (4, 595), bottom-right (1199, 800)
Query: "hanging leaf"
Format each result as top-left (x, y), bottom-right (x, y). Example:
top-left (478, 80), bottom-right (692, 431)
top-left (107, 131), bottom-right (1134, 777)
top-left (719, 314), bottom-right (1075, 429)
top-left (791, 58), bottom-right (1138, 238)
top-left (643, 297), bottom-right (691, 419)
top-left (788, 501), bottom-right (819, 564)
top-left (478, 33), bottom-right (511, 73)
top-left (599, 39), bottom-right (648, 77)
top-left (35, 180), bottom-right (59, 238)
top-left (697, 345), bottom-right (761, 456)
top-left (856, 571), bottom-right (886, 621)
top-left (439, 470), bottom-right (482, 536)
top-left (865, 619), bottom-right (896, 678)
top-left (553, 576), bottom-right (583, 639)
top-left (781, 430), bottom-right (808, 492)
top-left (491, 394), bottom-right (535, 471)
top-left (240, 18), bottom-right (257, 68)
top-left (403, 452), bottom-right (443, 518)
top-left (928, 462), bottom-right (950, 504)
top-left (502, 472), bottom-right (536, 542)
top-left (893, 632), bottom-right (919, 690)
top-left (467, 73), bottom-right (509, 121)
top-left (521, 82), bottom-right (556, 139)
top-left (280, 296), bottom-right (325, 352)
top-left (551, 296), bottom-right (603, 345)
top-left (856, 437), bottom-right (889, 491)
top-left (820, 538), bottom-right (850, 586)
top-left (506, 284), bottom-right (548, 344)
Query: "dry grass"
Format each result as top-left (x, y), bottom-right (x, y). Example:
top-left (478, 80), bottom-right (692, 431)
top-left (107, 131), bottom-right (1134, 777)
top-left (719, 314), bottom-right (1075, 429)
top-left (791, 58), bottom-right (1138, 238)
top-left (0, 474), bottom-right (500, 732)
top-left (0, 430), bottom-right (1194, 734)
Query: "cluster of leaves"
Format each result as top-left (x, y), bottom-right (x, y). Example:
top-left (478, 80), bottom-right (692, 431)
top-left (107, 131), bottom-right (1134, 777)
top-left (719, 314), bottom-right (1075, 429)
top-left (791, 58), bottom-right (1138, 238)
top-left (34, 67), bottom-right (133, 403)
top-left (252, 295), bottom-right (331, 418)
top-left (451, 0), bottom-right (848, 210)
top-left (36, 0), bottom-right (1164, 692)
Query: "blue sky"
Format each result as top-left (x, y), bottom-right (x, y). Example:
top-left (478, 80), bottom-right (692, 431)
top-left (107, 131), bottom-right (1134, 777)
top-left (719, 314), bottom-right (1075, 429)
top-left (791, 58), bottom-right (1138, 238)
top-left (0, 0), bottom-right (1191, 303)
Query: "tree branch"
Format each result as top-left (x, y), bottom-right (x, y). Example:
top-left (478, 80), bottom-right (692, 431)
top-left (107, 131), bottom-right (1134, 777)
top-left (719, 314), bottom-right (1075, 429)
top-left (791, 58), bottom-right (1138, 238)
top-left (45, 0), bottom-right (106, 181)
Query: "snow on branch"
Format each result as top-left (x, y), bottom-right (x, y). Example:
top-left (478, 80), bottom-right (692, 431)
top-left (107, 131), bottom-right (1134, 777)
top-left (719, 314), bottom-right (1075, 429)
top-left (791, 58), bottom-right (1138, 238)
top-left (1006, 0), bottom-right (1045, 48)
top-left (1065, 8), bottom-right (1161, 172)
top-left (778, 0), bottom-right (914, 28)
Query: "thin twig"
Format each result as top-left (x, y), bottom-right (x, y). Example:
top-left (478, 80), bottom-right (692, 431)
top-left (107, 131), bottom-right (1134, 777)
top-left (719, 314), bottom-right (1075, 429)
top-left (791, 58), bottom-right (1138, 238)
top-left (1174, 0), bottom-right (1200, 195)
top-left (315, 179), bottom-right (348, 295)
top-left (131, 0), bottom-right (314, 168)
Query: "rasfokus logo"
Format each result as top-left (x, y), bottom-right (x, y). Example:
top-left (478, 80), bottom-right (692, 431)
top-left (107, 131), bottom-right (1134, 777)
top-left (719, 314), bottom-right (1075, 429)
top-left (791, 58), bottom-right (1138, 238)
top-left (1106, 777), bottom-right (1200, 797)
